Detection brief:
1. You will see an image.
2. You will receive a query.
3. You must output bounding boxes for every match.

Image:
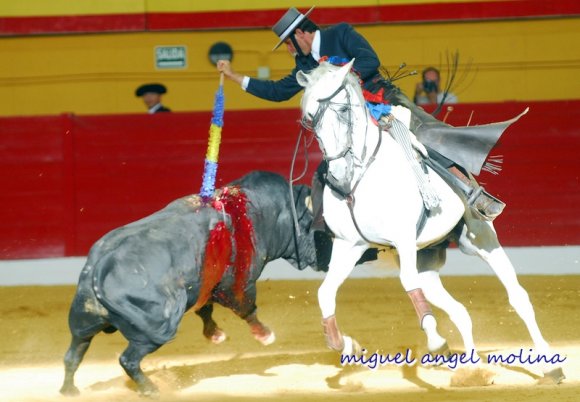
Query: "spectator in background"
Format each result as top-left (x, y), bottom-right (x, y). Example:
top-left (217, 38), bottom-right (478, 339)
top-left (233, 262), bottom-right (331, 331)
top-left (135, 83), bottom-right (171, 114)
top-left (413, 67), bottom-right (457, 106)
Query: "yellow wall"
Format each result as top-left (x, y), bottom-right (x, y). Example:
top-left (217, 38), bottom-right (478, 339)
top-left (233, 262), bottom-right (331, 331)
top-left (0, 17), bottom-right (579, 117)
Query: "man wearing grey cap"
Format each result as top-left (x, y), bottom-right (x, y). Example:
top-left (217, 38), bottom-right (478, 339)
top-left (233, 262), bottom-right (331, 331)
top-left (217, 6), bottom-right (506, 222)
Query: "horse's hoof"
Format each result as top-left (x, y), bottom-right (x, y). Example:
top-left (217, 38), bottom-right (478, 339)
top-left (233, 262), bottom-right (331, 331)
top-left (326, 337), bottom-right (345, 352)
top-left (210, 329), bottom-right (227, 344)
top-left (539, 367), bottom-right (565, 385)
top-left (255, 330), bottom-right (276, 346)
top-left (59, 384), bottom-right (80, 397)
top-left (341, 336), bottom-right (362, 356)
top-left (429, 342), bottom-right (451, 358)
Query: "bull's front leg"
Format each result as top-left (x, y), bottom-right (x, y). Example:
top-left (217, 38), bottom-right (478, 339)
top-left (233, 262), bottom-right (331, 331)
top-left (195, 303), bottom-right (227, 344)
top-left (243, 308), bottom-right (276, 346)
top-left (211, 281), bottom-right (276, 345)
top-left (232, 282), bottom-right (276, 346)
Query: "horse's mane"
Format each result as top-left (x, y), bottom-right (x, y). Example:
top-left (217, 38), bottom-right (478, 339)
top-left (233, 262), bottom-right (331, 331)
top-left (300, 62), bottom-right (366, 109)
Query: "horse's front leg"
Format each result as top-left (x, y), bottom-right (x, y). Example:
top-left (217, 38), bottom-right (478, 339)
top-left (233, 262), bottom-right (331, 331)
top-left (416, 247), bottom-right (476, 355)
top-left (318, 238), bottom-right (367, 354)
top-left (419, 269), bottom-right (476, 355)
top-left (397, 240), bottom-right (448, 355)
top-left (459, 218), bottom-right (565, 383)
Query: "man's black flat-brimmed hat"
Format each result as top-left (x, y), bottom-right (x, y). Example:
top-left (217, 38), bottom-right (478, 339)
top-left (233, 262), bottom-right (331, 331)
top-left (272, 6), bottom-right (315, 51)
top-left (135, 83), bottom-right (167, 97)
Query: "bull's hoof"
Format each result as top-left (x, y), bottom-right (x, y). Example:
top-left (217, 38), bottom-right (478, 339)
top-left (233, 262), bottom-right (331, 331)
top-left (59, 384), bottom-right (80, 397)
top-left (254, 330), bottom-right (276, 346)
top-left (210, 328), bottom-right (227, 344)
top-left (539, 367), bottom-right (565, 385)
top-left (138, 382), bottom-right (160, 399)
top-left (250, 323), bottom-right (276, 346)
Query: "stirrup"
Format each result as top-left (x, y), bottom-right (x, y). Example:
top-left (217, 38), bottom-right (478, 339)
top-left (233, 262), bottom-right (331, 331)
top-left (468, 187), bottom-right (506, 221)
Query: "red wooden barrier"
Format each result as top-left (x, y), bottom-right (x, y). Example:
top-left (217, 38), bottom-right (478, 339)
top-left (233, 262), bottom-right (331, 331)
top-left (0, 101), bottom-right (578, 260)
top-left (434, 101), bottom-right (579, 248)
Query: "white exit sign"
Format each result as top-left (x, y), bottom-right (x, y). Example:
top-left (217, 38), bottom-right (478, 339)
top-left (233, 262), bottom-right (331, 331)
top-left (155, 46), bottom-right (187, 69)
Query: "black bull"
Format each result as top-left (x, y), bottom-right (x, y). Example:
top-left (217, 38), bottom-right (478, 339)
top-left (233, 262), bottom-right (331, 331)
top-left (60, 171), bottom-right (320, 397)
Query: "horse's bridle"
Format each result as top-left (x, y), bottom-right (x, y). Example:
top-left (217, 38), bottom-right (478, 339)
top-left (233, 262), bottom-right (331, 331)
top-left (301, 82), bottom-right (354, 161)
top-left (302, 75), bottom-right (384, 244)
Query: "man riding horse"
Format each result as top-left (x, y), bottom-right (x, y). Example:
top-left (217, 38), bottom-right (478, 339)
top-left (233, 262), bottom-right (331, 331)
top-left (216, 6), bottom-right (511, 224)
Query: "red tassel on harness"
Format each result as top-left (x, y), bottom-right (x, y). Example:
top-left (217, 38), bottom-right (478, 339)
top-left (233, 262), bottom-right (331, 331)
top-left (362, 87), bottom-right (386, 104)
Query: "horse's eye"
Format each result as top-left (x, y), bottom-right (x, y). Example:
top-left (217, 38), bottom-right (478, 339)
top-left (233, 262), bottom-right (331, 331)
top-left (338, 105), bottom-right (349, 113)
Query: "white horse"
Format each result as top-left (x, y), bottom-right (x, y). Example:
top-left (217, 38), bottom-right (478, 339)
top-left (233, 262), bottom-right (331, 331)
top-left (297, 60), bottom-right (564, 383)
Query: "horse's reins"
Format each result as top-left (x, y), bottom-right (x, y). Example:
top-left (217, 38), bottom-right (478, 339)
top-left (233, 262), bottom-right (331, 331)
top-left (286, 82), bottom-right (354, 262)
top-left (343, 124), bottom-right (383, 244)
top-left (288, 127), bottom-right (310, 239)
top-left (289, 81), bottom-right (352, 240)
top-left (311, 80), bottom-right (383, 244)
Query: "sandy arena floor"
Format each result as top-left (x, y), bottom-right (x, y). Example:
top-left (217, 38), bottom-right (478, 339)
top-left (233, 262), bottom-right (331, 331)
top-left (0, 276), bottom-right (579, 402)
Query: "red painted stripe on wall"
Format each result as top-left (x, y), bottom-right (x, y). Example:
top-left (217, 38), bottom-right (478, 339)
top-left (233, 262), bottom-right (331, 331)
top-left (372, 0), bottom-right (580, 24)
top-left (0, 13), bottom-right (145, 36)
top-left (1, 0), bottom-right (579, 36)
top-left (150, 1), bottom-right (580, 31)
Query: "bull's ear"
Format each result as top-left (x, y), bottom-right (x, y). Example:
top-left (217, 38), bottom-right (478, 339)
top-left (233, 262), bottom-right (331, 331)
top-left (304, 195), bottom-right (313, 213)
top-left (297, 70), bottom-right (310, 88)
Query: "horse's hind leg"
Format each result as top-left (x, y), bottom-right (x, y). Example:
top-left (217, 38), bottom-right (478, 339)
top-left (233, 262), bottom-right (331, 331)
top-left (487, 249), bottom-right (549, 349)
top-left (460, 221), bottom-right (549, 349)
top-left (318, 238), bottom-right (367, 353)
top-left (459, 219), bottom-right (565, 382)
top-left (119, 341), bottom-right (161, 397)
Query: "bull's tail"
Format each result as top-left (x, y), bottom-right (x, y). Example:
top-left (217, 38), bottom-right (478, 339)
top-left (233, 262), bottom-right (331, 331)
top-left (92, 253), bottom-right (187, 346)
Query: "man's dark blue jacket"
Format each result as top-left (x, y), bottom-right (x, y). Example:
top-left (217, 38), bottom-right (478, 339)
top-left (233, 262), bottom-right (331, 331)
top-left (246, 23), bottom-right (381, 102)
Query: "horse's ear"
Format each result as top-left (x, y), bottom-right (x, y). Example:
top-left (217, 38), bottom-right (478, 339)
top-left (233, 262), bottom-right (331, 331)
top-left (337, 58), bottom-right (355, 82)
top-left (297, 70), bottom-right (310, 88)
top-left (304, 195), bottom-right (313, 213)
